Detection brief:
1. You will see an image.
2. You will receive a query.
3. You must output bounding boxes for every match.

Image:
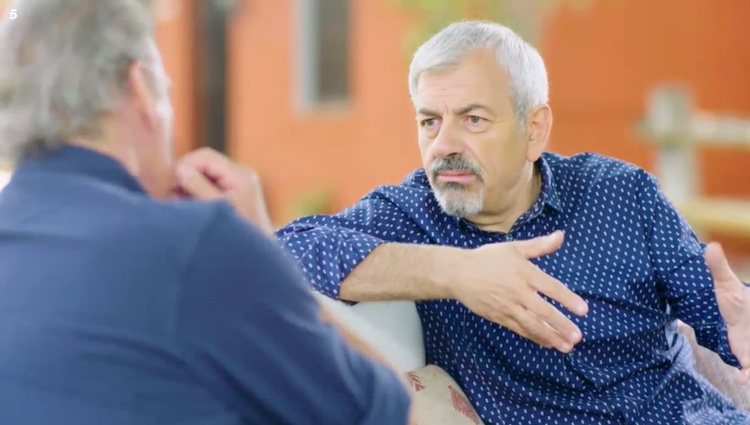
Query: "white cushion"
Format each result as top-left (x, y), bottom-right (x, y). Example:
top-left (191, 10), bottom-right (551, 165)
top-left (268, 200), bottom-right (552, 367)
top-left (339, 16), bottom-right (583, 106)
top-left (315, 293), bottom-right (425, 372)
top-left (407, 365), bottom-right (485, 425)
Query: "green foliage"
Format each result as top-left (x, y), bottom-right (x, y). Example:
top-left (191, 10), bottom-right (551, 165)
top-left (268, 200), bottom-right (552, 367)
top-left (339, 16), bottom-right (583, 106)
top-left (289, 186), bottom-right (336, 218)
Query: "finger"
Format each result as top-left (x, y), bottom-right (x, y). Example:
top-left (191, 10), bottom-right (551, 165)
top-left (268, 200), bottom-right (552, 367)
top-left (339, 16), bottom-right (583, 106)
top-left (524, 293), bottom-right (583, 345)
top-left (705, 243), bottom-right (740, 291)
top-left (179, 147), bottom-right (229, 168)
top-left (516, 310), bottom-right (574, 353)
top-left (179, 148), bottom-right (257, 191)
top-left (512, 231), bottom-right (564, 259)
top-left (532, 269), bottom-right (589, 317)
top-left (175, 164), bottom-right (223, 200)
top-left (503, 308), bottom-right (570, 352)
top-left (499, 315), bottom-right (548, 348)
top-left (178, 148), bottom-right (235, 184)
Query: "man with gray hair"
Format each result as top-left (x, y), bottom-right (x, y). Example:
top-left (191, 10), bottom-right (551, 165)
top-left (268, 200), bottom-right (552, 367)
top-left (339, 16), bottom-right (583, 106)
top-left (278, 21), bottom-right (750, 423)
top-left (0, 1), bottom-right (411, 424)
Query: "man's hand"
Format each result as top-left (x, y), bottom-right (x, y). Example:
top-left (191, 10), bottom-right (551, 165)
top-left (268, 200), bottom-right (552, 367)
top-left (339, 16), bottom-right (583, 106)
top-left (173, 147), bottom-right (274, 235)
top-left (452, 231), bottom-right (588, 353)
top-left (705, 242), bottom-right (750, 384)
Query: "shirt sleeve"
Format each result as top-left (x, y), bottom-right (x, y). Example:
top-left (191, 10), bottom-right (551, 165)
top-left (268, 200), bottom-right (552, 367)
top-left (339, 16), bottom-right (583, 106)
top-left (638, 171), bottom-right (742, 367)
top-left (276, 193), bottom-right (419, 300)
top-left (174, 203), bottom-right (411, 425)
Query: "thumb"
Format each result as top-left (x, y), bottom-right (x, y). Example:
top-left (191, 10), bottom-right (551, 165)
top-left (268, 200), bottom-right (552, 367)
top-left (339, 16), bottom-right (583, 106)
top-left (175, 164), bottom-right (223, 200)
top-left (513, 230), bottom-right (564, 259)
top-left (705, 243), bottom-right (738, 289)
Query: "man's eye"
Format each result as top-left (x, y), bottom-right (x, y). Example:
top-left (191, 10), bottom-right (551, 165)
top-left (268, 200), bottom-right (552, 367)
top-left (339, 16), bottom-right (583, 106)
top-left (468, 115), bottom-right (484, 124)
top-left (420, 118), bottom-right (437, 128)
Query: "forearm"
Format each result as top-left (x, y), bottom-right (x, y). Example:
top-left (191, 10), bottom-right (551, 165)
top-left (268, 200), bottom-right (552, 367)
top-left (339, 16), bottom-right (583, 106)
top-left (340, 242), bottom-right (466, 302)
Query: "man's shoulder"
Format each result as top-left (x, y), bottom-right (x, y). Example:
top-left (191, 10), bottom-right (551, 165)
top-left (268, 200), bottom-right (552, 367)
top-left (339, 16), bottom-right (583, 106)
top-left (88, 195), bottom-right (261, 269)
top-left (101, 194), bottom-right (229, 235)
top-left (339, 169), bottom-right (440, 224)
top-left (140, 200), bottom-right (278, 291)
top-left (366, 168), bottom-right (432, 202)
top-left (141, 199), bottom-right (262, 249)
top-left (543, 151), bottom-right (653, 188)
top-left (400, 168), bottom-right (431, 188)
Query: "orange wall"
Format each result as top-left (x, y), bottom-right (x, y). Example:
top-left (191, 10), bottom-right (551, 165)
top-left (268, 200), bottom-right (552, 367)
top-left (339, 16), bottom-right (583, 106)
top-left (543, 0), bottom-right (750, 197)
top-left (228, 0), bottom-right (418, 222)
top-left (226, 0), bottom-right (750, 229)
top-left (156, 0), bottom-right (197, 156)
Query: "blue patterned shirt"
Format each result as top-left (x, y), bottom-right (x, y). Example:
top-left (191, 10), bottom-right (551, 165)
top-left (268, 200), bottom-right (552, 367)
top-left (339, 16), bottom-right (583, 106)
top-left (278, 152), bottom-right (749, 424)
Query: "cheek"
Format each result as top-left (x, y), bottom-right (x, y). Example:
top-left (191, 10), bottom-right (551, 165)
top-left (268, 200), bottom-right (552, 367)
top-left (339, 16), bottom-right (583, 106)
top-left (417, 137), bottom-right (432, 165)
top-left (466, 132), bottom-right (522, 177)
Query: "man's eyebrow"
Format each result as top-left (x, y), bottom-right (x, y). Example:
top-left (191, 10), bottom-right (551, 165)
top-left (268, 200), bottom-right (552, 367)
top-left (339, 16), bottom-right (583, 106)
top-left (417, 104), bottom-right (496, 117)
top-left (417, 108), bottom-right (441, 117)
top-left (455, 104), bottom-right (495, 116)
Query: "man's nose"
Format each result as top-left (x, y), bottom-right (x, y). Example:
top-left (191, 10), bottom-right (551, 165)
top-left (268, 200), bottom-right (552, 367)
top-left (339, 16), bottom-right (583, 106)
top-left (432, 120), bottom-right (463, 157)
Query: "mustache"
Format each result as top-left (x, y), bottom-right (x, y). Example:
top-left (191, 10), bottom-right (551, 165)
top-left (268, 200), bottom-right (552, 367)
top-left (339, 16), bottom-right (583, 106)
top-left (430, 156), bottom-right (483, 182)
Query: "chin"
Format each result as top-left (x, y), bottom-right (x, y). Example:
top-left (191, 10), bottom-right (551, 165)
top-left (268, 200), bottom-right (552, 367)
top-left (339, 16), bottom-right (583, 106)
top-left (433, 190), bottom-right (483, 218)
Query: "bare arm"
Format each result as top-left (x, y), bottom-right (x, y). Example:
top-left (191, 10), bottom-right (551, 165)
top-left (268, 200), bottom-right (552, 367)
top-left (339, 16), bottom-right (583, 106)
top-left (341, 234), bottom-right (589, 353)
top-left (340, 243), bottom-right (459, 302)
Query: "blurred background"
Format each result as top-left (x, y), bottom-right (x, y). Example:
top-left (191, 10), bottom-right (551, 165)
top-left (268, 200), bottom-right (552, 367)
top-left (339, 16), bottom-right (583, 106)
top-left (2, 0), bottom-right (750, 269)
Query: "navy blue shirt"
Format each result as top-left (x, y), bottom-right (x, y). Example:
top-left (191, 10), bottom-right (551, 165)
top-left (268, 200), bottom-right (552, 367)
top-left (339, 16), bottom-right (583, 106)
top-left (0, 145), bottom-right (410, 425)
top-left (278, 152), bottom-right (750, 424)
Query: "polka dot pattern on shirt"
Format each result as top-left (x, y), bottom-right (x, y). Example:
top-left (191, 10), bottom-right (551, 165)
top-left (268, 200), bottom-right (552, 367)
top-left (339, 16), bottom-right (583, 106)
top-left (277, 152), bottom-right (750, 425)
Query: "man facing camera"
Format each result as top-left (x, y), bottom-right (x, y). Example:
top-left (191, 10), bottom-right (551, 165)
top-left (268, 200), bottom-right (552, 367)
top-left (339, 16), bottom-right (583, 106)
top-left (278, 21), bottom-right (750, 424)
top-left (0, 1), bottom-right (410, 424)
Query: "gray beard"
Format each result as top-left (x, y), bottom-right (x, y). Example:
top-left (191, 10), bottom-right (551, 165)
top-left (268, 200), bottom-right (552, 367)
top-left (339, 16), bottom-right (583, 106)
top-left (432, 185), bottom-right (484, 218)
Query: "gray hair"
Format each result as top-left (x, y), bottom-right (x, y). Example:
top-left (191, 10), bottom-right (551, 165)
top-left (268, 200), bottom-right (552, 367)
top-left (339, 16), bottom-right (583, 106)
top-left (0, 0), bottom-right (159, 161)
top-left (408, 21), bottom-right (549, 126)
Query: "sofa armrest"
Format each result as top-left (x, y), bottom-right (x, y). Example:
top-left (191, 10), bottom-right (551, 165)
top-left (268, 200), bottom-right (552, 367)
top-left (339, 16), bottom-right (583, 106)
top-left (315, 293), bottom-right (426, 372)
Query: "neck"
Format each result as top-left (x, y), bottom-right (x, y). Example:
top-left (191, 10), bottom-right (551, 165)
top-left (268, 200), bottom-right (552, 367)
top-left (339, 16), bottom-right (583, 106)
top-left (67, 122), bottom-right (140, 178)
top-left (467, 162), bottom-right (541, 233)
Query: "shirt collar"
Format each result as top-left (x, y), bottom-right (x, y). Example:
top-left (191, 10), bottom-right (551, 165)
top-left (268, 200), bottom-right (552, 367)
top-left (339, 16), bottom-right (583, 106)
top-left (15, 144), bottom-right (146, 195)
top-left (505, 154), bottom-right (562, 229)
top-left (411, 154), bottom-right (562, 233)
top-left (537, 153), bottom-right (562, 213)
